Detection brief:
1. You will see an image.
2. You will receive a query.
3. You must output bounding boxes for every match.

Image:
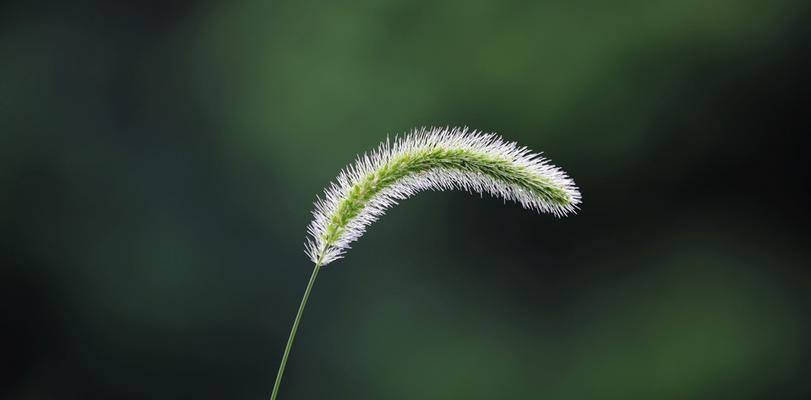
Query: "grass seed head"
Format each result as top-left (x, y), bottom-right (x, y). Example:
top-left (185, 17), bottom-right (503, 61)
top-left (306, 127), bottom-right (581, 265)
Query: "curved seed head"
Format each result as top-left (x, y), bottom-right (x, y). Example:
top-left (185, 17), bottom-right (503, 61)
top-left (306, 127), bottom-right (581, 265)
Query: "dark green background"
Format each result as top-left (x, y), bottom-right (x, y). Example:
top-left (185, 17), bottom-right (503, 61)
top-left (2, 1), bottom-right (809, 398)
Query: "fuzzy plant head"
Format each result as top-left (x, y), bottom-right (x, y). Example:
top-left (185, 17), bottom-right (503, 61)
top-left (305, 127), bottom-right (581, 266)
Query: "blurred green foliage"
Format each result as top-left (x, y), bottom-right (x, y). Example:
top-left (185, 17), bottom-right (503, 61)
top-left (1, 0), bottom-right (809, 399)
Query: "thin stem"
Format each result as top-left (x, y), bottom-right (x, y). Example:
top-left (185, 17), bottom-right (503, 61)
top-left (271, 261), bottom-right (322, 400)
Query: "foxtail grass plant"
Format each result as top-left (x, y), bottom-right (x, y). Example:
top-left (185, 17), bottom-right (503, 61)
top-left (271, 127), bottom-right (581, 399)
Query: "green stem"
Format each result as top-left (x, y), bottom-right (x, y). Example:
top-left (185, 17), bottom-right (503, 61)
top-left (271, 261), bottom-right (322, 400)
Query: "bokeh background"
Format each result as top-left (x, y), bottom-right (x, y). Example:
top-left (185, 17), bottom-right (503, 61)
top-left (2, 1), bottom-right (809, 399)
